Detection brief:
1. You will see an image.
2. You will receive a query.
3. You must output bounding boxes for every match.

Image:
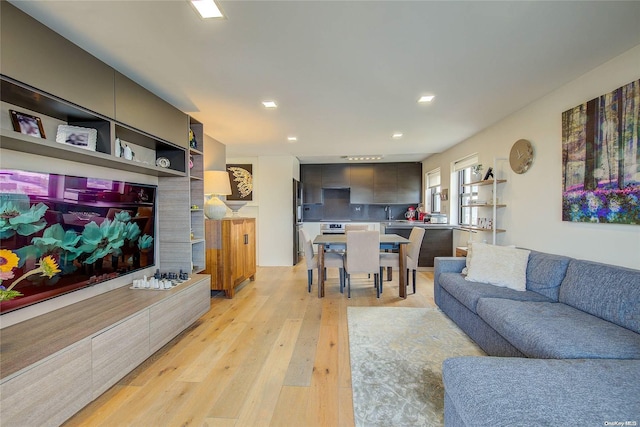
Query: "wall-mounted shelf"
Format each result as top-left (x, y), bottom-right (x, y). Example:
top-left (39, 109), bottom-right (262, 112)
top-left (1, 75), bottom-right (187, 177)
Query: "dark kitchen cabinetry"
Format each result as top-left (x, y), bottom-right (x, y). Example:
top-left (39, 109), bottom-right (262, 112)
top-left (349, 164), bottom-right (374, 203)
top-left (373, 163), bottom-right (398, 203)
top-left (397, 162), bottom-right (422, 203)
top-left (384, 227), bottom-right (453, 267)
top-left (321, 164), bottom-right (350, 188)
top-left (301, 164), bottom-right (323, 204)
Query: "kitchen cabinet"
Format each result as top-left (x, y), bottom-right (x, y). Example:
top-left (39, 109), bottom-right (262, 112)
top-left (301, 164), bottom-right (323, 204)
top-left (397, 163), bottom-right (422, 203)
top-left (384, 226), bottom-right (453, 267)
top-left (349, 164), bottom-right (374, 203)
top-left (321, 164), bottom-right (350, 188)
top-left (205, 218), bottom-right (256, 298)
top-left (373, 163), bottom-right (398, 203)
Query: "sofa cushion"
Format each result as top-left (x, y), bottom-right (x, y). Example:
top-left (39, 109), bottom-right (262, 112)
top-left (477, 298), bottom-right (640, 359)
top-left (525, 250), bottom-right (571, 301)
top-left (442, 357), bottom-right (640, 427)
top-left (465, 243), bottom-right (531, 291)
top-left (439, 273), bottom-right (552, 314)
top-left (559, 259), bottom-right (640, 334)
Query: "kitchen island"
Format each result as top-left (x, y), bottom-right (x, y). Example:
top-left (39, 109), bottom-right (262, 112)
top-left (381, 221), bottom-right (454, 267)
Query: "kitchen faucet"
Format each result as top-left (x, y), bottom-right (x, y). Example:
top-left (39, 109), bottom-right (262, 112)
top-left (385, 206), bottom-right (392, 220)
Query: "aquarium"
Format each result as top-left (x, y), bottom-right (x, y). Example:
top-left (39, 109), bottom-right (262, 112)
top-left (0, 169), bottom-right (156, 314)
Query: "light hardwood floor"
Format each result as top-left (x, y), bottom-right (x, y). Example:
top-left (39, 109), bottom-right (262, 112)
top-left (63, 263), bottom-right (436, 427)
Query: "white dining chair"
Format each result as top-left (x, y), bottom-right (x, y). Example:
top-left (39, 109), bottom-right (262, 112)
top-left (344, 230), bottom-right (381, 298)
top-left (379, 226), bottom-right (425, 294)
top-left (344, 224), bottom-right (369, 232)
top-left (300, 228), bottom-right (344, 293)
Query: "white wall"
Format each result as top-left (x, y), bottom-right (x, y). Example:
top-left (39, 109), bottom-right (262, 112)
top-left (227, 155), bottom-right (300, 266)
top-left (423, 44), bottom-right (640, 270)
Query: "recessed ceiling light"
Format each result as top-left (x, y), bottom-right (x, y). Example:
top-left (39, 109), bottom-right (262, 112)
top-left (392, 133), bottom-right (403, 139)
top-left (287, 136), bottom-right (298, 142)
top-left (262, 100), bottom-right (277, 109)
top-left (190, 0), bottom-right (224, 19)
top-left (418, 95), bottom-right (435, 103)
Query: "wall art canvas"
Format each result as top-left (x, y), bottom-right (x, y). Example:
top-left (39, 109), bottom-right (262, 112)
top-left (562, 79), bottom-right (639, 225)
top-left (226, 164), bottom-right (253, 201)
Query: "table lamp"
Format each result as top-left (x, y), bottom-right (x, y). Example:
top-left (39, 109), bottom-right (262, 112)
top-left (204, 170), bottom-right (232, 219)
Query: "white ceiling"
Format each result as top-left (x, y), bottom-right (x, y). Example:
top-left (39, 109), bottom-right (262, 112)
top-left (10, 1), bottom-right (640, 164)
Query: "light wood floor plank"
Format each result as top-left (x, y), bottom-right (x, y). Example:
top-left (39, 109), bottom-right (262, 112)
top-left (234, 318), bottom-right (302, 427)
top-left (270, 385), bottom-right (310, 427)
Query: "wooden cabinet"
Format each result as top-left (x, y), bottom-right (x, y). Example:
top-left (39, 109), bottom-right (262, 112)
top-left (301, 164), bottom-right (323, 204)
top-left (0, 276), bottom-right (210, 427)
top-left (205, 218), bottom-right (256, 298)
top-left (349, 164), bottom-right (374, 203)
top-left (321, 164), bottom-right (350, 188)
top-left (91, 311), bottom-right (150, 398)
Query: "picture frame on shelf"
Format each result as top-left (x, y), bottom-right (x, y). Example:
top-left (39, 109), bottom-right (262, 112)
top-left (9, 110), bottom-right (46, 138)
top-left (55, 125), bottom-right (97, 151)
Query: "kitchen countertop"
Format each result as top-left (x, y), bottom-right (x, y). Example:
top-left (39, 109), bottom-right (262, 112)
top-left (380, 221), bottom-right (454, 229)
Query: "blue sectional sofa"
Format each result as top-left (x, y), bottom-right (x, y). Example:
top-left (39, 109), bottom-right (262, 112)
top-left (434, 250), bottom-right (640, 426)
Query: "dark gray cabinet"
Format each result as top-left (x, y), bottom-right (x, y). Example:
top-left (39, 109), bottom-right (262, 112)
top-left (397, 163), bottom-right (422, 203)
top-left (321, 164), bottom-right (350, 188)
top-left (350, 164), bottom-right (374, 204)
top-left (384, 227), bottom-right (453, 267)
top-left (373, 163), bottom-right (398, 203)
top-left (301, 164), bottom-right (323, 204)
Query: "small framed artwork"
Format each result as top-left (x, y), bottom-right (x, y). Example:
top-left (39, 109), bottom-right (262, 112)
top-left (226, 164), bottom-right (253, 201)
top-left (10, 110), bottom-right (46, 138)
top-left (440, 188), bottom-right (449, 201)
top-left (55, 125), bottom-right (97, 151)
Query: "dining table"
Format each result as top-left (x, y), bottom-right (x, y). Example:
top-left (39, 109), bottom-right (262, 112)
top-left (313, 233), bottom-right (411, 299)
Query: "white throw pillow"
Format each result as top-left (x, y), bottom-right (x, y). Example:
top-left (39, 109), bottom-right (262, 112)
top-left (464, 242), bottom-right (530, 291)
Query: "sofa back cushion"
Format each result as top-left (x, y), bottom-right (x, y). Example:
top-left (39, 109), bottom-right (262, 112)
top-left (559, 259), bottom-right (640, 333)
top-left (525, 251), bottom-right (571, 301)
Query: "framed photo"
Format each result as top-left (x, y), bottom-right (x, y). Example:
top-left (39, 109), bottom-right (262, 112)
top-left (55, 125), bottom-right (97, 151)
top-left (10, 110), bottom-right (46, 138)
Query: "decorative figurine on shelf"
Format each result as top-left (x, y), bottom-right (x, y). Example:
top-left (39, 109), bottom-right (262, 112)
top-left (189, 129), bottom-right (198, 149)
top-left (483, 167), bottom-right (494, 181)
top-left (115, 137), bottom-right (122, 158)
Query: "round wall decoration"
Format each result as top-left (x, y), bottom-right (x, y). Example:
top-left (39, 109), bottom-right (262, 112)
top-left (509, 139), bottom-right (534, 174)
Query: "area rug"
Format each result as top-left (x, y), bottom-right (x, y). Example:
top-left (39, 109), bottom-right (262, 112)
top-left (348, 306), bottom-right (485, 426)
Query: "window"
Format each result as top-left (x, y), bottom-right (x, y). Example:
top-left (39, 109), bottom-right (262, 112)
top-left (426, 169), bottom-right (441, 213)
top-left (454, 155), bottom-right (479, 226)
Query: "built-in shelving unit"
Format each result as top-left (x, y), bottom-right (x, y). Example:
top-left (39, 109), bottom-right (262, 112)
top-left (1, 76), bottom-right (187, 177)
top-left (460, 176), bottom-right (507, 244)
top-left (189, 118), bottom-right (205, 273)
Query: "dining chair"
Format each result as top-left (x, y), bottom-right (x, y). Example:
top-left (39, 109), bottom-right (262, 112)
top-left (344, 230), bottom-right (381, 298)
top-left (379, 226), bottom-right (425, 294)
top-left (300, 229), bottom-right (344, 293)
top-left (344, 224), bottom-right (369, 231)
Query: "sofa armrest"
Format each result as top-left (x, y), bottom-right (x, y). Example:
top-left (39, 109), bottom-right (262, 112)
top-left (434, 257), bottom-right (467, 307)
